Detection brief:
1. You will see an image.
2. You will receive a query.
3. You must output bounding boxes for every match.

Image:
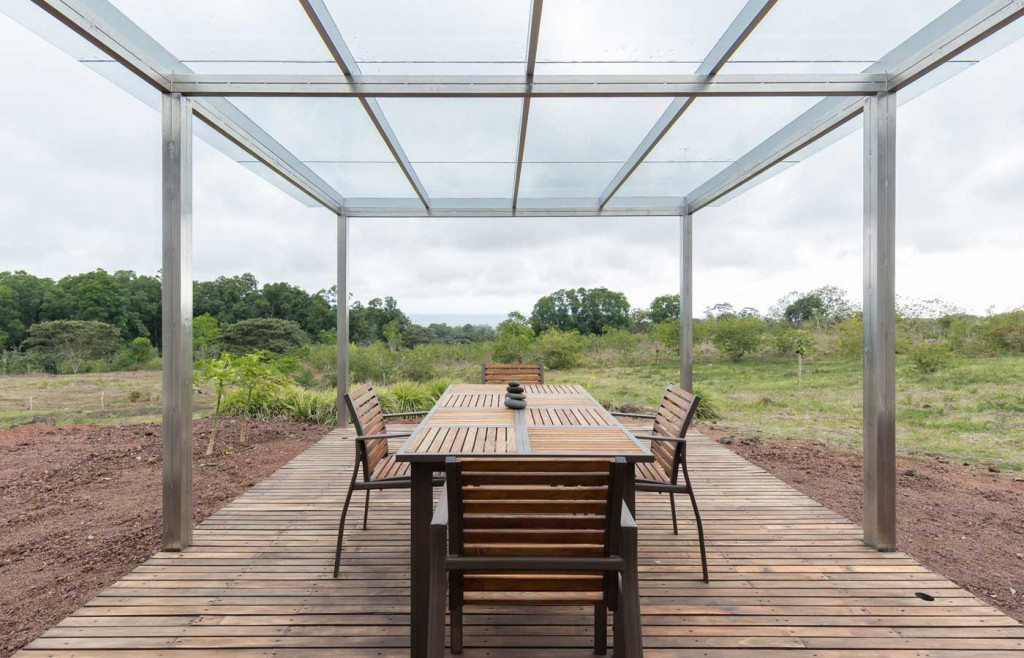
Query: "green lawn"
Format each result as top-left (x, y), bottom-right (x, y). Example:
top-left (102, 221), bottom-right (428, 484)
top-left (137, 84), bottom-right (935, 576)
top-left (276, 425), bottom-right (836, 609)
top-left (551, 355), bottom-right (1024, 472)
top-left (3, 355), bottom-right (1022, 472)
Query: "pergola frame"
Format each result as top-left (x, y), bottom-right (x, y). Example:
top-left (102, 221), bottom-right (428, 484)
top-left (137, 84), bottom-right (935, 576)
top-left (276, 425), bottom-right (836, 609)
top-left (14, 0), bottom-right (1024, 554)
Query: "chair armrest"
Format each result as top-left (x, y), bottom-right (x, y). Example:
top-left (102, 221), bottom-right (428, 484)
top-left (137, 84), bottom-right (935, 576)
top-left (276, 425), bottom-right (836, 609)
top-left (612, 412), bottom-right (656, 420)
top-left (384, 411), bottom-right (429, 418)
top-left (620, 504), bottom-right (637, 530)
top-left (634, 434), bottom-right (687, 444)
top-left (355, 432), bottom-right (413, 441)
top-left (431, 485), bottom-right (449, 529)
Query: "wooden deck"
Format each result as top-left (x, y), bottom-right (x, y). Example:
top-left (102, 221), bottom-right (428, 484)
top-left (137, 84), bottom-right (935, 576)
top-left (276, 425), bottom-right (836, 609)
top-left (17, 427), bottom-right (1024, 657)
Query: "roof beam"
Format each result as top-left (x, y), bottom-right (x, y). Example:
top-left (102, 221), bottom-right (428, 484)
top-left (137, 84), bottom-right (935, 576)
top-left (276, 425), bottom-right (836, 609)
top-left (29, 0), bottom-right (346, 213)
top-left (686, 0), bottom-right (1024, 213)
top-left (598, 0), bottom-right (778, 208)
top-left (299, 0), bottom-right (430, 208)
top-left (168, 72), bottom-right (888, 98)
top-left (512, 0), bottom-right (544, 210)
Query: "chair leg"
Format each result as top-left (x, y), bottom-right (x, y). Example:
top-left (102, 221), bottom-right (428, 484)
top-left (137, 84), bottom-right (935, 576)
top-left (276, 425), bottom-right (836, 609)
top-left (427, 526), bottom-right (448, 658)
top-left (688, 488), bottom-right (709, 583)
top-left (612, 589), bottom-right (624, 658)
top-left (450, 605), bottom-right (463, 654)
top-left (362, 489), bottom-right (371, 530)
top-left (669, 492), bottom-right (678, 535)
top-left (621, 544), bottom-right (644, 656)
top-left (333, 466), bottom-right (359, 578)
top-left (594, 603), bottom-right (607, 655)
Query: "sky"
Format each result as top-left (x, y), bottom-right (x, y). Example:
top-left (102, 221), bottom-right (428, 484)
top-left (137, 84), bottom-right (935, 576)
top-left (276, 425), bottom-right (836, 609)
top-left (1, 7), bottom-right (1023, 324)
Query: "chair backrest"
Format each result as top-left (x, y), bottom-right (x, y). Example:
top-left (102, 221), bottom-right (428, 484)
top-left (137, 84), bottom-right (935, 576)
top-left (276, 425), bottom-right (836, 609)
top-left (344, 383), bottom-right (389, 477)
top-left (650, 384), bottom-right (701, 482)
top-left (445, 458), bottom-right (625, 560)
top-left (481, 363), bottom-right (545, 385)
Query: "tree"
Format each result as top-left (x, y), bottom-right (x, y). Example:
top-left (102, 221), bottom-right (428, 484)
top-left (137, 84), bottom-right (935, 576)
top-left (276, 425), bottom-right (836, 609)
top-left (536, 328), bottom-right (584, 369)
top-left (233, 351), bottom-right (287, 444)
top-left (349, 296), bottom-right (411, 344)
top-left (493, 312), bottom-right (534, 363)
top-left (0, 271), bottom-right (59, 347)
top-left (711, 316), bottom-right (762, 362)
top-left (112, 336), bottom-right (157, 370)
top-left (195, 354), bottom-right (239, 455)
top-left (530, 287), bottom-right (631, 335)
top-left (25, 320), bottom-right (122, 373)
top-left (704, 302), bottom-right (736, 319)
top-left (193, 313), bottom-right (221, 360)
top-left (784, 294), bottom-right (827, 326)
top-left (262, 281), bottom-right (334, 336)
top-left (219, 318), bottom-right (307, 354)
top-left (194, 274), bottom-right (269, 325)
top-left (649, 294), bottom-right (680, 324)
top-left (650, 318), bottom-right (680, 363)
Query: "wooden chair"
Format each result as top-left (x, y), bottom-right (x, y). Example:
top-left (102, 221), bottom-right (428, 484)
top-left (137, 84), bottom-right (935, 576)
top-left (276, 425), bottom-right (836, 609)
top-left (613, 384), bottom-right (708, 583)
top-left (481, 362), bottom-right (545, 385)
top-left (333, 383), bottom-right (440, 577)
top-left (428, 457), bottom-right (643, 657)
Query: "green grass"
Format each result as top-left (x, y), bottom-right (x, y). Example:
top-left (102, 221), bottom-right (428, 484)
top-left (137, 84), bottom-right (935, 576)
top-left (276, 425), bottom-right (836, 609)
top-left (551, 355), bottom-right (1024, 472)
top-left (0, 371), bottom-right (215, 429)
top-left (4, 355), bottom-right (1023, 472)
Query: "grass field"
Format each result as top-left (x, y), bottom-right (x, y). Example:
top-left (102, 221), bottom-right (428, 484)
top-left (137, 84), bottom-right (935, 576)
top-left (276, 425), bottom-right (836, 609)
top-left (551, 355), bottom-right (1024, 472)
top-left (0, 371), bottom-right (215, 428)
top-left (3, 355), bottom-right (1022, 471)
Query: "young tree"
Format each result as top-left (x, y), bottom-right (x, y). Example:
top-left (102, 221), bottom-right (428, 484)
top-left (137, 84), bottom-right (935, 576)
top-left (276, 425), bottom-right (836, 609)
top-left (25, 320), bottom-right (122, 373)
top-left (195, 354), bottom-right (239, 456)
top-left (648, 294), bottom-right (680, 324)
top-left (494, 312), bottom-right (535, 363)
top-left (233, 351), bottom-right (287, 444)
top-left (193, 313), bottom-right (221, 360)
top-left (650, 318), bottom-right (680, 363)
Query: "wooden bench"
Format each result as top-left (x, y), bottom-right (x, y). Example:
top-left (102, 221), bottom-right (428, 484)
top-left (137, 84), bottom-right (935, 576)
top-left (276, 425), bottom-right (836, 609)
top-left (481, 362), bottom-right (545, 385)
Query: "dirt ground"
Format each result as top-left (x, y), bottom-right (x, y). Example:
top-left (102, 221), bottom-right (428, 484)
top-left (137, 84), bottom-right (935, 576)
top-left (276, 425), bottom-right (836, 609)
top-left (704, 426), bottom-right (1024, 623)
top-left (0, 417), bottom-right (325, 657)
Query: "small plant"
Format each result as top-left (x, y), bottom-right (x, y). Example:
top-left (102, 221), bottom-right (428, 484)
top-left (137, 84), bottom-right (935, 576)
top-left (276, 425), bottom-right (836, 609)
top-left (127, 389), bottom-right (144, 402)
top-left (909, 341), bottom-right (954, 375)
top-left (194, 353), bottom-right (240, 455)
top-left (233, 351), bottom-right (287, 444)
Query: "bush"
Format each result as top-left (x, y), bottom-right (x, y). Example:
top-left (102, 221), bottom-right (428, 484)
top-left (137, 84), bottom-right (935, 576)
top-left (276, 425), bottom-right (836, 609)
top-left (112, 337), bottom-right (157, 371)
top-left (536, 328), bottom-right (584, 369)
top-left (349, 341), bottom-right (397, 383)
top-left (223, 386), bottom-right (336, 425)
top-left (692, 386), bottom-right (722, 422)
top-left (711, 316), bottom-right (762, 362)
top-left (398, 344), bottom-right (442, 382)
top-left (909, 341), bottom-right (954, 375)
top-left (835, 316), bottom-right (863, 359)
top-left (493, 312), bottom-right (534, 363)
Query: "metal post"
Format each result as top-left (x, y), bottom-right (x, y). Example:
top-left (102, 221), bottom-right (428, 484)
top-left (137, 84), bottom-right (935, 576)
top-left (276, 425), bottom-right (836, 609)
top-left (862, 92), bottom-right (897, 551)
top-left (336, 213), bottom-right (349, 427)
top-left (679, 212), bottom-right (694, 393)
top-left (161, 93), bottom-right (193, 551)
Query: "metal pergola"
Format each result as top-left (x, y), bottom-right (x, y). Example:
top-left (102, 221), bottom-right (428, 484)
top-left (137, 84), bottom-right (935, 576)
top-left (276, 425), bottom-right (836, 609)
top-left (7, 0), bottom-right (1024, 556)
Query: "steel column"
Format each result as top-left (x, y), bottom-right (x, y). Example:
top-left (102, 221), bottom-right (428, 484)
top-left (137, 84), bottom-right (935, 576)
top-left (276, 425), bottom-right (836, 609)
top-left (161, 93), bottom-right (194, 551)
top-left (862, 92), bottom-right (897, 551)
top-left (679, 212), bottom-right (694, 393)
top-left (336, 214), bottom-right (349, 427)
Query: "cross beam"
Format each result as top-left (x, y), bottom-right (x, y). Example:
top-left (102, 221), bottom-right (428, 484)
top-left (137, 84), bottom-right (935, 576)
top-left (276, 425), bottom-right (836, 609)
top-left (167, 73), bottom-right (889, 98)
top-left (599, 0), bottom-right (778, 208)
top-left (511, 0), bottom-right (544, 209)
top-left (299, 0), bottom-right (430, 207)
top-left (686, 0), bottom-right (1024, 213)
top-left (29, 0), bottom-right (347, 214)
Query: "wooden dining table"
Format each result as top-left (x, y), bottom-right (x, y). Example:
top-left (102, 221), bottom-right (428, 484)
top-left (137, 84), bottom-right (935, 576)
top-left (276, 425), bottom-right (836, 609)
top-left (396, 383), bottom-right (654, 657)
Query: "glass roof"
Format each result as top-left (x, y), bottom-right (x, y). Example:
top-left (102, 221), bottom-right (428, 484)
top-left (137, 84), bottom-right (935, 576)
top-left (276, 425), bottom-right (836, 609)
top-left (3, 0), bottom-right (1022, 214)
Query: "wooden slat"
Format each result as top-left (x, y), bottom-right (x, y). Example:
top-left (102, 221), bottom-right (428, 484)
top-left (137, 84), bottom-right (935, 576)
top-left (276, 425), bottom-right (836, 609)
top-left (16, 427), bottom-right (1024, 657)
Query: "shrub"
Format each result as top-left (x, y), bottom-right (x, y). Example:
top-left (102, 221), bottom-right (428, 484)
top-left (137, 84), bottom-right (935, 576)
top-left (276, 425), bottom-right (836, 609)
top-left (112, 337), bottom-right (157, 370)
top-left (908, 341), bottom-right (954, 375)
top-left (711, 316), bottom-right (762, 362)
top-left (692, 386), bottom-right (722, 422)
top-left (349, 341), bottom-right (397, 383)
top-left (398, 345), bottom-right (441, 382)
top-left (835, 316), bottom-right (863, 359)
top-left (536, 328), bottom-right (584, 369)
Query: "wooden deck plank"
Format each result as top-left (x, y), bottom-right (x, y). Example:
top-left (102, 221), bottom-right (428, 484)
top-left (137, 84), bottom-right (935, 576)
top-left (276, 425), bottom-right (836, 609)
top-left (16, 427), bottom-right (1024, 656)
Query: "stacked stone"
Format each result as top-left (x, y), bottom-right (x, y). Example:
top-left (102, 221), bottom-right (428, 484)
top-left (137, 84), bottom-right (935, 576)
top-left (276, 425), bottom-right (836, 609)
top-left (503, 380), bottom-right (527, 409)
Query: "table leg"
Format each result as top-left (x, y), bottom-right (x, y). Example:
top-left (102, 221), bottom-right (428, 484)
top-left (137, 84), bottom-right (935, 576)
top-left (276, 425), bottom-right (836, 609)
top-left (625, 463), bottom-right (636, 515)
top-left (410, 463), bottom-right (433, 657)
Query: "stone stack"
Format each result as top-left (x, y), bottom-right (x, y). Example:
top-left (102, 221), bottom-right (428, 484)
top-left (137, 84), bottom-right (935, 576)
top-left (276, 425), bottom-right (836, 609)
top-left (503, 380), bottom-right (527, 409)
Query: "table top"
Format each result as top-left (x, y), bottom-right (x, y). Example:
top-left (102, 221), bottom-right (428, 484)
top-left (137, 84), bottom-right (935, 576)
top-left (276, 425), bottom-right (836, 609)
top-left (396, 383), bottom-right (653, 463)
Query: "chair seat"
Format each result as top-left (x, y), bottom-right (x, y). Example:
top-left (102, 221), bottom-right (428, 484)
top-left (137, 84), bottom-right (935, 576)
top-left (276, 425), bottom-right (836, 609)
top-left (636, 460), bottom-right (669, 483)
top-left (463, 572), bottom-right (605, 605)
top-left (371, 454), bottom-right (411, 481)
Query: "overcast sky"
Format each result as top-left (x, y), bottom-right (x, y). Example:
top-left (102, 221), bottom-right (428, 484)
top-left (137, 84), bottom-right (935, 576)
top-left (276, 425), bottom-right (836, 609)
top-left (1, 10), bottom-right (1023, 323)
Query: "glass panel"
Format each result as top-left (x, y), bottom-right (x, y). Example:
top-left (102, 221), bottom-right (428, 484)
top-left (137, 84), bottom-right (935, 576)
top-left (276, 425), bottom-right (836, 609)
top-left (523, 98), bottom-right (672, 162)
top-left (108, 0), bottom-right (334, 74)
top-left (730, 0), bottom-right (960, 71)
top-left (535, 0), bottom-right (747, 75)
top-left (230, 97), bottom-right (394, 162)
top-left (310, 162), bottom-right (417, 199)
top-left (616, 161), bottom-right (727, 199)
top-left (415, 164), bottom-right (515, 199)
top-left (326, 0), bottom-right (531, 74)
top-left (518, 162), bottom-right (622, 199)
